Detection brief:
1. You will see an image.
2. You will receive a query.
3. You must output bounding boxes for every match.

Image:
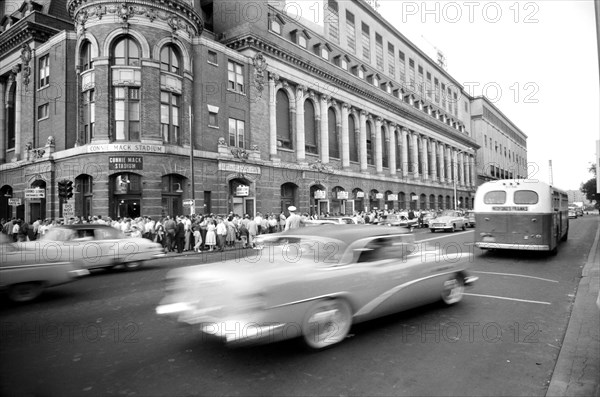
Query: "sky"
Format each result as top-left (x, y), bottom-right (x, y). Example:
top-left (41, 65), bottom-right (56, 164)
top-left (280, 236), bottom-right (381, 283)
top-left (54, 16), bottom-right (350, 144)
top-left (372, 0), bottom-right (600, 190)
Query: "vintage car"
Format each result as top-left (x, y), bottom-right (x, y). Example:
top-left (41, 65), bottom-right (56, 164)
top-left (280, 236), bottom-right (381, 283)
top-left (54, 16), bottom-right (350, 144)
top-left (463, 211), bottom-right (476, 228)
top-left (18, 224), bottom-right (165, 271)
top-left (568, 210), bottom-right (577, 219)
top-left (378, 214), bottom-right (418, 228)
top-left (157, 225), bottom-right (476, 349)
top-left (429, 210), bottom-right (468, 232)
top-left (0, 234), bottom-right (89, 302)
top-left (321, 216), bottom-right (358, 224)
top-left (420, 212), bottom-right (436, 227)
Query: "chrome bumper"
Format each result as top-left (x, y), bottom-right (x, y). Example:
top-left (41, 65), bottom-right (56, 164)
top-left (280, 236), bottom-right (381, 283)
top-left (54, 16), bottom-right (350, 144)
top-left (69, 269), bottom-right (90, 277)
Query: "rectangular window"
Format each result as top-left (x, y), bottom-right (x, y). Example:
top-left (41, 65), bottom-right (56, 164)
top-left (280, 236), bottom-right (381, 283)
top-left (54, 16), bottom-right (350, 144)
top-left (161, 91), bottom-right (180, 144)
top-left (208, 111), bottom-right (218, 127)
top-left (387, 43), bottom-right (395, 78)
top-left (327, 0), bottom-right (339, 43)
top-left (82, 90), bottom-right (95, 144)
top-left (207, 50), bottom-right (218, 65)
top-left (228, 118), bottom-right (245, 148)
top-left (227, 61), bottom-right (244, 93)
top-left (38, 103), bottom-right (49, 120)
top-left (270, 18), bottom-right (281, 34)
top-left (298, 35), bottom-right (307, 48)
top-left (398, 51), bottom-right (405, 82)
top-left (375, 33), bottom-right (383, 70)
top-left (361, 23), bottom-right (370, 62)
top-left (113, 87), bottom-right (139, 141)
top-left (434, 78), bottom-right (439, 103)
top-left (346, 11), bottom-right (356, 53)
top-left (39, 55), bottom-right (49, 87)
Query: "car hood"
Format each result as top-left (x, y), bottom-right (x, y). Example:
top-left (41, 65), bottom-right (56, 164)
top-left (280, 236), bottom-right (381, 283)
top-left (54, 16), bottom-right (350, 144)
top-left (432, 216), bottom-right (459, 223)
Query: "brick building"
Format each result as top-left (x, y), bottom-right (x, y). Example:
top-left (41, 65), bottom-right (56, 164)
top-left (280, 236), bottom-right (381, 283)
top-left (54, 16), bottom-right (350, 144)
top-left (1, 0), bottom-right (486, 221)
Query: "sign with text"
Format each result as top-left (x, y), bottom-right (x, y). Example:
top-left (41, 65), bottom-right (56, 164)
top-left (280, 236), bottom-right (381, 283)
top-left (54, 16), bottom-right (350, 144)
top-left (109, 156), bottom-right (143, 170)
top-left (387, 194), bottom-right (398, 201)
top-left (25, 189), bottom-right (45, 199)
top-left (8, 198), bottom-right (22, 206)
top-left (87, 144), bottom-right (165, 153)
top-left (314, 190), bottom-right (326, 199)
top-left (375, 193), bottom-right (384, 199)
top-left (336, 191), bottom-right (349, 200)
top-left (182, 199), bottom-right (195, 207)
top-left (235, 185), bottom-right (249, 197)
top-left (62, 203), bottom-right (75, 217)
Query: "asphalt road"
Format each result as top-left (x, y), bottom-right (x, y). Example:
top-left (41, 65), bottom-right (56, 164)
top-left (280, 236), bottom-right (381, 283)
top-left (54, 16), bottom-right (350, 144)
top-left (0, 216), bottom-right (597, 396)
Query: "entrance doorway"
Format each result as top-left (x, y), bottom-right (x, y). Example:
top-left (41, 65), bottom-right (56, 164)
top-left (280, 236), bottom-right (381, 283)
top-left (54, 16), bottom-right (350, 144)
top-left (117, 198), bottom-right (141, 219)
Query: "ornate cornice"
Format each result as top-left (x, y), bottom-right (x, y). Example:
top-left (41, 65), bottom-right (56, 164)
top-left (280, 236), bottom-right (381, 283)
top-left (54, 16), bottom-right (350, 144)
top-left (224, 34), bottom-right (478, 149)
top-left (0, 19), bottom-right (61, 56)
top-left (67, 0), bottom-right (203, 37)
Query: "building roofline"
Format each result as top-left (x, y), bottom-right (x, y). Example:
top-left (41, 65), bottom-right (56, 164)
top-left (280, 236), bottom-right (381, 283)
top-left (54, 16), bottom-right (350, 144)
top-left (472, 95), bottom-right (528, 139)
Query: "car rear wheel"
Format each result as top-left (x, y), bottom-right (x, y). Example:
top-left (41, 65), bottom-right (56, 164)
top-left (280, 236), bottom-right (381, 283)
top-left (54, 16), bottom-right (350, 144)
top-left (441, 276), bottom-right (464, 305)
top-left (8, 282), bottom-right (44, 302)
top-left (302, 299), bottom-right (352, 350)
top-left (461, 224), bottom-right (466, 231)
top-left (123, 261), bottom-right (144, 271)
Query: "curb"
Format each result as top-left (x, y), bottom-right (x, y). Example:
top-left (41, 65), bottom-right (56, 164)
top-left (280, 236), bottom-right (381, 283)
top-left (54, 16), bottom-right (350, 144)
top-left (546, 221), bottom-right (600, 396)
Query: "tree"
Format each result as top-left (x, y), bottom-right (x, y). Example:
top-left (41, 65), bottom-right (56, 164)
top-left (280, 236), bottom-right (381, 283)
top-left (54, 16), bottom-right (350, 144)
top-left (580, 164), bottom-right (599, 210)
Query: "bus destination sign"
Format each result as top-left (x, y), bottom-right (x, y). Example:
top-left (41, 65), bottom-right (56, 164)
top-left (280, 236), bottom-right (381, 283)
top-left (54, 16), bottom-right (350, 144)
top-left (492, 206), bottom-right (529, 211)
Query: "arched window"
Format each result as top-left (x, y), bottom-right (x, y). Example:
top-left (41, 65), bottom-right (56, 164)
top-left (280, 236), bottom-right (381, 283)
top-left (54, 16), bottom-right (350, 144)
top-left (304, 100), bottom-right (317, 154)
top-left (381, 126), bottom-right (388, 168)
top-left (328, 108), bottom-right (339, 159)
top-left (160, 45), bottom-right (181, 74)
top-left (276, 90), bottom-right (292, 149)
top-left (349, 115), bottom-right (358, 162)
top-left (366, 121), bottom-right (374, 165)
top-left (80, 40), bottom-right (93, 71)
top-left (112, 36), bottom-right (140, 66)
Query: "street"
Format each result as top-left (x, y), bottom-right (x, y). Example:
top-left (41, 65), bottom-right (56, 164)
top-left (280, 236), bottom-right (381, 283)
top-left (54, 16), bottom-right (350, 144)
top-left (1, 216), bottom-right (598, 396)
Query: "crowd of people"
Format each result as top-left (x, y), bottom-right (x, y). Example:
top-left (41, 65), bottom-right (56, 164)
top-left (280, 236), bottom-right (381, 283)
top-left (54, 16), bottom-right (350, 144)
top-left (1, 207), bottom-right (451, 250)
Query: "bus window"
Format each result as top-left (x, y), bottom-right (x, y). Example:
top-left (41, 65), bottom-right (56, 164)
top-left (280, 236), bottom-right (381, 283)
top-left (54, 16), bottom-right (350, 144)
top-left (483, 191), bottom-right (506, 204)
top-left (514, 190), bottom-right (539, 205)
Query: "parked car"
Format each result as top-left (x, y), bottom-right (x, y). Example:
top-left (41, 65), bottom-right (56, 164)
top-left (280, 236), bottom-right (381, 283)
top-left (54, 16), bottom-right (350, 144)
top-left (0, 234), bottom-right (89, 302)
top-left (157, 225), bottom-right (477, 350)
top-left (421, 212), bottom-right (436, 227)
top-left (463, 211), bottom-right (476, 228)
top-left (19, 224), bottom-right (165, 271)
top-left (568, 210), bottom-right (577, 219)
top-left (378, 214), bottom-right (418, 228)
top-left (429, 210), bottom-right (468, 232)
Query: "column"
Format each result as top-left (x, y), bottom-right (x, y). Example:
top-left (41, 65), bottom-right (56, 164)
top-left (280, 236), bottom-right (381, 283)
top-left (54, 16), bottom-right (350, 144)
top-left (341, 103), bottom-right (350, 169)
top-left (438, 143), bottom-right (445, 182)
top-left (0, 79), bottom-right (6, 164)
top-left (445, 146), bottom-right (452, 183)
top-left (319, 94), bottom-right (329, 164)
top-left (411, 132), bottom-right (419, 179)
top-left (401, 129), bottom-right (409, 179)
top-left (389, 123), bottom-right (397, 177)
top-left (268, 76), bottom-right (278, 159)
top-left (421, 136), bottom-right (429, 181)
top-left (14, 69), bottom-right (22, 161)
top-left (430, 140), bottom-right (437, 182)
top-left (374, 117), bottom-right (383, 174)
top-left (295, 85), bottom-right (306, 162)
top-left (469, 155), bottom-right (476, 187)
top-left (459, 152), bottom-right (465, 186)
top-left (359, 111), bottom-right (368, 172)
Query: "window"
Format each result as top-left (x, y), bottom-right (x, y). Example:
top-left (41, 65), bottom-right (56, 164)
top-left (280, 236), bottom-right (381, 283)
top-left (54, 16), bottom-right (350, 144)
top-left (346, 11), bottom-right (356, 53)
top-left (207, 50), bottom-right (218, 65)
top-left (398, 51), bottom-right (406, 82)
top-left (161, 91), bottom-right (180, 144)
top-left (270, 18), bottom-right (281, 34)
top-left (483, 191), bottom-right (506, 204)
top-left (366, 122), bottom-right (374, 165)
top-left (80, 41), bottom-right (93, 71)
top-left (82, 90), bottom-right (95, 144)
top-left (114, 87), bottom-right (140, 141)
top-left (375, 33), bottom-right (383, 70)
top-left (484, 135), bottom-right (487, 148)
top-left (361, 23), bottom-right (370, 62)
top-left (304, 100), bottom-right (318, 154)
top-left (426, 71), bottom-right (432, 99)
top-left (434, 78), bottom-right (439, 103)
top-left (38, 103), bottom-right (49, 120)
top-left (160, 45), bottom-right (180, 74)
top-left (276, 90), bottom-right (292, 149)
top-left (387, 43), bottom-right (395, 78)
top-left (228, 118), bottom-right (245, 148)
top-left (39, 55), bottom-right (49, 87)
top-left (228, 61), bottom-right (244, 93)
top-left (327, 0), bottom-right (339, 43)
top-left (298, 35), bottom-right (307, 48)
top-left (208, 105), bottom-right (219, 128)
top-left (112, 37), bottom-right (140, 66)
top-left (328, 108), bottom-right (339, 159)
top-left (349, 115), bottom-right (358, 162)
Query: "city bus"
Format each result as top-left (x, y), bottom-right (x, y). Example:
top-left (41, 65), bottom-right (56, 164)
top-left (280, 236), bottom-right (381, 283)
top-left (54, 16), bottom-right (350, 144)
top-left (474, 180), bottom-right (569, 254)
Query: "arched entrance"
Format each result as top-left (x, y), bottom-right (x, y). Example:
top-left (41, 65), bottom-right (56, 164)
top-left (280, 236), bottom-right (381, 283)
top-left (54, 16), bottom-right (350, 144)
top-left (280, 182), bottom-right (298, 216)
top-left (352, 188), bottom-right (364, 213)
top-left (75, 174), bottom-right (93, 219)
top-left (161, 174), bottom-right (184, 218)
top-left (1, 185), bottom-right (14, 220)
top-left (110, 173), bottom-right (142, 219)
top-left (310, 184), bottom-right (328, 216)
top-left (230, 177), bottom-right (255, 217)
top-left (29, 180), bottom-right (47, 222)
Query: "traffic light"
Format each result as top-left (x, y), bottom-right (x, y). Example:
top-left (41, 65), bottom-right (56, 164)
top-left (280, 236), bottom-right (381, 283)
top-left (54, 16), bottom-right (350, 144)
top-left (58, 179), bottom-right (67, 200)
top-left (65, 180), bottom-right (73, 199)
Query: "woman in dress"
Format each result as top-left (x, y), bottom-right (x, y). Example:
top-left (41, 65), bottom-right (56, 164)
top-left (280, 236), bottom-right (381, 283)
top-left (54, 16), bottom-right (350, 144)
top-left (205, 219), bottom-right (217, 251)
top-left (225, 216), bottom-right (237, 247)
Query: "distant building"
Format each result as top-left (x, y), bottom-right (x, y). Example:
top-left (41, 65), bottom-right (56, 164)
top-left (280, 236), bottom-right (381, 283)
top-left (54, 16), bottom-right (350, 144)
top-left (1, 0), bottom-right (485, 222)
top-left (470, 96), bottom-right (528, 184)
top-left (566, 190), bottom-right (590, 205)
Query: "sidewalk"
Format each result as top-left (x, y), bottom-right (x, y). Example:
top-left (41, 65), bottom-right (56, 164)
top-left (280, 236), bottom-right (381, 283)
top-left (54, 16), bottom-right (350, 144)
top-left (546, 223), bottom-right (600, 396)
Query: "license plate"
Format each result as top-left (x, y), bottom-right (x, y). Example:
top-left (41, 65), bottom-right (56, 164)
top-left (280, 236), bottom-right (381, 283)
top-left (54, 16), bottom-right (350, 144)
top-left (483, 236), bottom-right (495, 242)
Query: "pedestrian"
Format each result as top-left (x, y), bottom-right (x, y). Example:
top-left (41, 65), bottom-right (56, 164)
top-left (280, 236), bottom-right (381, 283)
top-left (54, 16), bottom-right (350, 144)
top-left (193, 226), bottom-right (203, 252)
top-left (247, 216), bottom-right (258, 248)
top-left (163, 216), bottom-right (176, 252)
top-left (205, 220), bottom-right (217, 251)
top-left (216, 217), bottom-right (227, 252)
top-left (284, 206), bottom-right (303, 230)
top-left (175, 217), bottom-right (185, 253)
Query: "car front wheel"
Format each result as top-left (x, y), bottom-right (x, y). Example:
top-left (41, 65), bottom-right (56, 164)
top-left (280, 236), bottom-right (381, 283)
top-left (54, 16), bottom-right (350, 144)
top-left (8, 282), bottom-right (44, 302)
top-left (441, 276), bottom-right (464, 305)
top-left (302, 299), bottom-right (352, 350)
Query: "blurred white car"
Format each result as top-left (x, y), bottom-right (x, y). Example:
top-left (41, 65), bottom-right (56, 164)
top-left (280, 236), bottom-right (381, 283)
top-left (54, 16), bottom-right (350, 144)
top-left (1, 234), bottom-right (89, 302)
top-left (429, 210), bottom-right (467, 232)
top-left (157, 225), bottom-right (476, 350)
top-left (19, 224), bottom-right (165, 271)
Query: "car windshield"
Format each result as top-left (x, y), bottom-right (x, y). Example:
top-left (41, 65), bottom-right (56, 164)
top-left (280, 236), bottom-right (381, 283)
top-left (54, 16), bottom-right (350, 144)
top-left (440, 210), bottom-right (459, 217)
top-left (255, 236), bottom-right (345, 264)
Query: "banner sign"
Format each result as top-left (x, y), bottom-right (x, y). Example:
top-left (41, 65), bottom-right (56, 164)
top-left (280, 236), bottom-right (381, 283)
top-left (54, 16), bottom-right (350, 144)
top-left (109, 156), bottom-right (143, 170)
